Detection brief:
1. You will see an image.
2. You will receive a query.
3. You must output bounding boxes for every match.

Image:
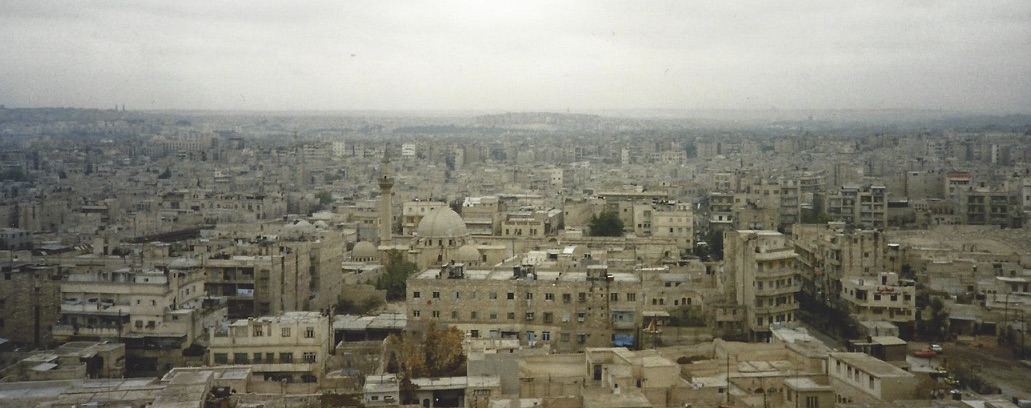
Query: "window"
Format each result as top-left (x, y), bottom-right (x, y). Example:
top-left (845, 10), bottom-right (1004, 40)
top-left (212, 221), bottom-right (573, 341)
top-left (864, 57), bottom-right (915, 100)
top-left (432, 311), bottom-right (441, 318)
top-left (525, 312), bottom-right (534, 320)
top-left (282, 327), bottom-right (291, 337)
top-left (541, 331), bottom-right (551, 341)
top-left (489, 292), bottom-right (498, 300)
top-left (806, 396), bottom-right (818, 408)
top-left (470, 330), bottom-right (479, 338)
top-left (626, 293), bottom-right (636, 302)
top-left (214, 353), bottom-right (228, 364)
top-left (545, 293), bottom-right (554, 301)
top-left (578, 293), bottom-right (586, 302)
top-left (526, 293), bottom-right (534, 300)
top-left (490, 311), bottom-right (497, 320)
top-left (869, 375), bottom-right (874, 389)
top-left (432, 291), bottom-right (440, 299)
top-left (577, 312), bottom-right (586, 322)
top-left (507, 312), bottom-right (515, 320)
top-left (471, 311), bottom-right (478, 319)
top-left (413, 291), bottom-right (421, 299)
top-left (280, 353), bottom-right (293, 363)
top-left (305, 327), bottom-right (315, 338)
top-left (507, 292), bottom-right (515, 300)
top-left (454, 291), bottom-right (460, 299)
top-left (562, 293), bottom-right (571, 303)
top-left (609, 293), bottom-right (618, 301)
top-left (234, 353), bottom-right (248, 364)
top-left (543, 312), bottom-right (553, 323)
top-left (253, 326), bottom-right (264, 337)
top-left (561, 333), bottom-right (570, 342)
top-left (266, 353), bottom-right (274, 362)
top-left (577, 334), bottom-right (586, 344)
top-left (303, 352), bottom-right (317, 363)
top-left (253, 353), bottom-right (262, 363)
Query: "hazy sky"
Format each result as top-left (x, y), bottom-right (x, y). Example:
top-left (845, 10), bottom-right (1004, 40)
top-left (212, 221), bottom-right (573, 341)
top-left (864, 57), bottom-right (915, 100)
top-left (1, 1), bottom-right (1029, 113)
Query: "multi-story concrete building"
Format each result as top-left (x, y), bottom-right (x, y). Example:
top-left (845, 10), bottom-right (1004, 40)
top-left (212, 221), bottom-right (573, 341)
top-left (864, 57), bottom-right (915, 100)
top-left (406, 263), bottom-right (654, 352)
top-left (204, 251), bottom-right (311, 319)
top-left (957, 188), bottom-right (1021, 228)
top-left (723, 230), bottom-right (801, 341)
top-left (793, 223), bottom-right (889, 310)
top-left (209, 311), bottom-right (331, 384)
top-left (825, 184), bottom-right (887, 229)
top-left (0, 262), bottom-right (62, 347)
top-left (840, 272), bottom-right (916, 327)
top-left (462, 196), bottom-right (503, 236)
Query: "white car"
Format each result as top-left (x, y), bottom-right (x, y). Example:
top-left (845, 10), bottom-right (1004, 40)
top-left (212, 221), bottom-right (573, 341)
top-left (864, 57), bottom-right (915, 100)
top-left (930, 344), bottom-right (944, 353)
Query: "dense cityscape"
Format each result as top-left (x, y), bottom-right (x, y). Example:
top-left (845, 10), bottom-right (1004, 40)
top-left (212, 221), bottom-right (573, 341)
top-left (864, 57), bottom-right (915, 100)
top-left (0, 107), bottom-right (1029, 407)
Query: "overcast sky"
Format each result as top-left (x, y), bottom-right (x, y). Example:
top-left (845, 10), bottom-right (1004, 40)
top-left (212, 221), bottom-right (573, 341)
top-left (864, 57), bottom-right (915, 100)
top-left (1, 1), bottom-right (1029, 113)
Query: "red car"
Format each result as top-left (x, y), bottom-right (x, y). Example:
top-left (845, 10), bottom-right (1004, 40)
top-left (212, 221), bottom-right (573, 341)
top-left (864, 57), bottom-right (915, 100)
top-left (913, 349), bottom-right (937, 358)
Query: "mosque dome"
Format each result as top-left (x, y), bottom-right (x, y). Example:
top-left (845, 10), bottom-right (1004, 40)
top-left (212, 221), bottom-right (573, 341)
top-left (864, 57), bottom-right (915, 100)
top-left (456, 244), bottom-right (481, 263)
top-left (416, 207), bottom-right (467, 238)
top-left (352, 241), bottom-right (379, 260)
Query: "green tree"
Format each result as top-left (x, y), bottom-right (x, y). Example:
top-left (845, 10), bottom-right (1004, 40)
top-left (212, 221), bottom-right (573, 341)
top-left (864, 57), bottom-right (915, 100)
top-left (375, 249), bottom-right (419, 301)
top-left (928, 296), bottom-right (950, 341)
top-left (314, 190), bottom-right (334, 212)
top-left (589, 211), bottom-right (624, 237)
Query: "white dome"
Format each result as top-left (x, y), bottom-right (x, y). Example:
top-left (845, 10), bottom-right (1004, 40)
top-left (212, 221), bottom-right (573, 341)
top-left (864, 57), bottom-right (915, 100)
top-left (352, 241), bottom-right (379, 259)
top-left (416, 207), bottom-right (467, 238)
top-left (456, 244), bottom-right (480, 262)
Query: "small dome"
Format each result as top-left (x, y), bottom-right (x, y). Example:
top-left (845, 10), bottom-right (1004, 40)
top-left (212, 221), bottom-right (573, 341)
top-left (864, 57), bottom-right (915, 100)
top-left (457, 244), bottom-right (480, 262)
top-left (416, 207), bottom-right (467, 238)
top-left (352, 241), bottom-right (379, 260)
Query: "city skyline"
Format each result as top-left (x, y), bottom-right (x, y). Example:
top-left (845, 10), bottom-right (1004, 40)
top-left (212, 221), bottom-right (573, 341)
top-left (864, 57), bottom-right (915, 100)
top-left (1, 1), bottom-right (1029, 114)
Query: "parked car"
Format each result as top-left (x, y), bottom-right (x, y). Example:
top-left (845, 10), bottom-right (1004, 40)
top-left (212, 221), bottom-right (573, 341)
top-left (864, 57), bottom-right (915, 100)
top-left (930, 344), bottom-right (944, 353)
top-left (914, 349), bottom-right (937, 358)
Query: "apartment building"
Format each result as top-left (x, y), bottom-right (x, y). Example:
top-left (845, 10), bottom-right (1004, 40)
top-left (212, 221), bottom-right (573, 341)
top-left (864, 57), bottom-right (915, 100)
top-left (957, 188), bottom-right (1021, 228)
top-left (825, 184), bottom-right (887, 229)
top-left (204, 250), bottom-right (311, 319)
top-left (793, 223), bottom-right (889, 310)
top-left (406, 263), bottom-right (653, 352)
top-left (209, 311), bottom-right (331, 384)
top-left (723, 230), bottom-right (801, 341)
top-left (840, 272), bottom-right (916, 326)
top-left (0, 262), bottom-right (62, 346)
top-left (462, 196), bottom-right (503, 236)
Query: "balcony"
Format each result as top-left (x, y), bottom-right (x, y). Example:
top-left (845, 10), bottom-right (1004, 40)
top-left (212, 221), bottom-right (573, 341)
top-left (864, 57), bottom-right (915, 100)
top-left (612, 320), bottom-right (637, 330)
top-left (61, 303), bottom-right (131, 316)
top-left (53, 324), bottom-right (122, 339)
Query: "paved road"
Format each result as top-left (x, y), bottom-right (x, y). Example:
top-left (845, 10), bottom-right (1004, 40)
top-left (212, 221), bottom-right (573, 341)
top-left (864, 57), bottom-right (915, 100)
top-left (909, 339), bottom-right (1031, 399)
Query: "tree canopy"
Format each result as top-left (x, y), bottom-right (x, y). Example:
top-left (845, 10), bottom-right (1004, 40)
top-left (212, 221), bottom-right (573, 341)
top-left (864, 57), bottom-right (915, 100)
top-left (385, 325), bottom-right (466, 404)
top-left (589, 211), bottom-right (624, 237)
top-left (375, 249), bottom-right (419, 301)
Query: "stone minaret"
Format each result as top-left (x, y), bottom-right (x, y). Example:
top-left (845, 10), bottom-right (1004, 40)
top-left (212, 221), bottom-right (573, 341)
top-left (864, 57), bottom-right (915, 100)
top-left (378, 148), bottom-right (394, 246)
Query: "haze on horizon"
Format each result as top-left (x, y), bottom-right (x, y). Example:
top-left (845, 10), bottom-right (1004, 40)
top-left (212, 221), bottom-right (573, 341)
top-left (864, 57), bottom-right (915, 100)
top-left (1, 1), bottom-right (1029, 114)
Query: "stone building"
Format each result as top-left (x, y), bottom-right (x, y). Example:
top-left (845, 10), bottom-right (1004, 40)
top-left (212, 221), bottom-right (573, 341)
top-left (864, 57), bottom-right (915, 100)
top-left (406, 263), bottom-right (652, 352)
top-left (208, 311), bottom-right (331, 384)
top-left (0, 261), bottom-right (62, 347)
top-left (723, 230), bottom-right (801, 341)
